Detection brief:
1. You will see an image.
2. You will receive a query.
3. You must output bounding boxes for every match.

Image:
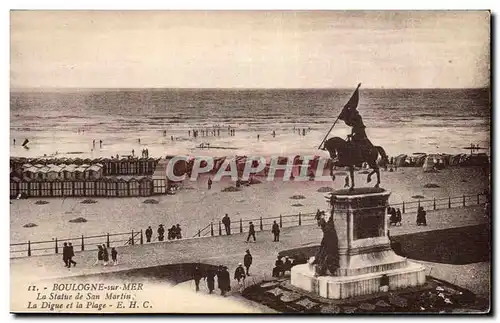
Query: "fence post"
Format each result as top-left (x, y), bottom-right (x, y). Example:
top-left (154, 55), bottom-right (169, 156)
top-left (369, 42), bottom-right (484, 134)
top-left (131, 230), bottom-right (135, 245)
top-left (28, 240), bottom-right (31, 257)
top-left (463, 194), bottom-right (466, 207)
top-left (448, 197), bottom-right (451, 208)
top-left (240, 219), bottom-right (243, 233)
top-left (477, 194), bottom-right (480, 205)
top-left (210, 222), bottom-right (214, 236)
top-left (81, 235), bottom-right (85, 251)
top-left (417, 200), bottom-right (420, 210)
top-left (260, 217), bottom-right (263, 231)
top-left (219, 221), bottom-right (222, 236)
top-left (55, 238), bottom-right (58, 254)
top-left (107, 233), bottom-right (110, 248)
top-left (402, 201), bottom-right (405, 214)
top-left (140, 230), bottom-right (144, 245)
top-left (279, 214), bottom-right (283, 228)
top-left (299, 213), bottom-right (302, 226)
top-left (433, 198), bottom-right (436, 210)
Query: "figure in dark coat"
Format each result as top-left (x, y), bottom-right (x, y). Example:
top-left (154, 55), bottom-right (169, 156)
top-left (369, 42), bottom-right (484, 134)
top-left (145, 226), bottom-right (153, 243)
top-left (234, 264), bottom-right (246, 292)
top-left (246, 222), bottom-right (256, 242)
top-left (312, 213), bottom-right (339, 276)
top-left (111, 247), bottom-right (118, 265)
top-left (68, 243), bottom-right (77, 267)
top-left (222, 214), bottom-right (231, 235)
top-left (271, 221), bottom-right (280, 242)
top-left (244, 249), bottom-right (253, 275)
top-left (62, 242), bottom-right (69, 267)
top-left (193, 266), bottom-right (203, 292)
top-left (217, 266), bottom-right (231, 296)
top-left (417, 207), bottom-right (427, 226)
top-left (94, 245), bottom-right (103, 266)
top-left (157, 224), bottom-right (165, 241)
top-left (273, 256), bottom-right (284, 277)
top-left (205, 270), bottom-right (215, 294)
top-left (175, 224), bottom-right (182, 239)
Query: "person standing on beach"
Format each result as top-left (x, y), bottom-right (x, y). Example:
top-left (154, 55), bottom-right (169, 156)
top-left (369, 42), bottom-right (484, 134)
top-left (208, 177), bottom-right (213, 190)
top-left (102, 244), bottom-right (109, 266)
top-left (94, 245), bottom-right (103, 266)
top-left (344, 175), bottom-right (350, 188)
top-left (244, 249), bottom-right (253, 275)
top-left (138, 138), bottom-right (141, 144)
top-left (132, 149), bottom-right (135, 157)
top-left (145, 226), bottom-right (153, 242)
top-left (246, 222), bottom-right (256, 242)
top-left (111, 247), bottom-right (118, 265)
top-left (205, 269), bottom-right (215, 294)
top-left (272, 220), bottom-right (280, 242)
top-left (93, 139), bottom-right (95, 149)
top-left (99, 140), bottom-right (102, 148)
top-left (222, 214), bottom-right (231, 235)
top-left (13, 139), bottom-right (15, 146)
top-left (68, 243), bottom-right (77, 267)
top-left (257, 134), bottom-right (260, 141)
top-left (175, 224), bottom-right (182, 239)
top-left (272, 130), bottom-right (276, 138)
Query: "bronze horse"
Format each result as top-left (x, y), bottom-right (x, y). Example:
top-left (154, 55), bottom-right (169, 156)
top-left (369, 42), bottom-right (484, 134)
top-left (323, 137), bottom-right (389, 190)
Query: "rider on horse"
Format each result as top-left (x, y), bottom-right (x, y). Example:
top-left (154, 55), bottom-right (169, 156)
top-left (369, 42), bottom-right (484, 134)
top-left (341, 109), bottom-right (373, 166)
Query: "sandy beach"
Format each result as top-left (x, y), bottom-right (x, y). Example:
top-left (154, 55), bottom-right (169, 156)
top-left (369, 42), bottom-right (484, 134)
top-left (10, 166), bottom-right (489, 246)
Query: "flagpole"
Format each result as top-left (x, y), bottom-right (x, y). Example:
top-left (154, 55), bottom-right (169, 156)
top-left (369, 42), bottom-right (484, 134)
top-left (317, 83), bottom-right (361, 150)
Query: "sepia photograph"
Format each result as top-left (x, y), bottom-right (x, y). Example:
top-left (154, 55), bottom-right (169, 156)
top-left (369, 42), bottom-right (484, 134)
top-left (9, 9), bottom-right (491, 314)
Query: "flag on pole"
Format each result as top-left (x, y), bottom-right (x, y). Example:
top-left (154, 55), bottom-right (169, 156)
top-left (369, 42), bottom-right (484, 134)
top-left (338, 83), bottom-right (361, 123)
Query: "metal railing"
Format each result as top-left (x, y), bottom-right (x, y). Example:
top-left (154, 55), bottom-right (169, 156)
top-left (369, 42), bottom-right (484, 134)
top-left (10, 192), bottom-right (488, 258)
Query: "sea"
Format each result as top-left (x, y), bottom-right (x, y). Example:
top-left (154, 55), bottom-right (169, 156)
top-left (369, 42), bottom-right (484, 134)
top-left (10, 88), bottom-right (491, 159)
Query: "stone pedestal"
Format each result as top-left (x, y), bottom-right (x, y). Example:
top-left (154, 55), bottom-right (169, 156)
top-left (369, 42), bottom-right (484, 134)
top-left (291, 187), bottom-right (425, 299)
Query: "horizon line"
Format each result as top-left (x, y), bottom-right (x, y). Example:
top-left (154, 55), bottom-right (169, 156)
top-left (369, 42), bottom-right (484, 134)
top-left (10, 86), bottom-right (490, 92)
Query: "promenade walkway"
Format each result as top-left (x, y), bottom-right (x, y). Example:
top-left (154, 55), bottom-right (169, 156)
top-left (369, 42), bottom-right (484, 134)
top-left (11, 204), bottom-right (488, 288)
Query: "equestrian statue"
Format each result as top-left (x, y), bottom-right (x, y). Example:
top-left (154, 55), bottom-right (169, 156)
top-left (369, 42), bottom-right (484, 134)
top-left (319, 83), bottom-right (389, 190)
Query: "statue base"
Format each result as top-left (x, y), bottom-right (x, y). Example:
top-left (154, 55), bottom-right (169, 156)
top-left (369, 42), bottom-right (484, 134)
top-left (290, 188), bottom-right (426, 299)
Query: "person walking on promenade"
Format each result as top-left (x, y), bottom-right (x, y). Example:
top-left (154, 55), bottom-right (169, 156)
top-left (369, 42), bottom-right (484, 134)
top-left (68, 243), bottom-right (77, 267)
top-left (111, 247), bottom-right (118, 265)
top-left (416, 206), bottom-right (427, 226)
top-left (158, 224), bottom-right (165, 241)
top-left (94, 245), bottom-right (103, 266)
top-left (222, 214), bottom-right (231, 235)
top-left (145, 226), bottom-right (153, 243)
top-left (246, 222), bottom-right (256, 242)
top-left (102, 244), bottom-right (109, 266)
top-left (244, 249), bottom-right (253, 276)
top-left (234, 263), bottom-right (246, 292)
top-left (344, 175), bottom-right (350, 188)
top-left (396, 208), bottom-right (402, 226)
top-left (62, 242), bottom-right (69, 268)
top-left (272, 220), bottom-right (280, 242)
top-left (193, 265), bottom-right (203, 292)
top-left (205, 269), bottom-right (216, 294)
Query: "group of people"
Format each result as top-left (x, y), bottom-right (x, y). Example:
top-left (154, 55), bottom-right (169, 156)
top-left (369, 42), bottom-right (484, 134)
top-left (94, 244), bottom-right (118, 266)
top-left (92, 139), bottom-right (103, 149)
top-left (145, 224), bottom-right (182, 242)
top-left (388, 207), bottom-right (402, 226)
top-left (62, 242), bottom-right (77, 268)
top-left (192, 249), bottom-right (253, 296)
top-left (272, 255), bottom-right (293, 277)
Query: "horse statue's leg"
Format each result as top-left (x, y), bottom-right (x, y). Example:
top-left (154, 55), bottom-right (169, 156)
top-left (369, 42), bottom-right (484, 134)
top-left (367, 169), bottom-right (376, 183)
top-left (349, 165), bottom-right (355, 191)
top-left (329, 160), bottom-right (335, 181)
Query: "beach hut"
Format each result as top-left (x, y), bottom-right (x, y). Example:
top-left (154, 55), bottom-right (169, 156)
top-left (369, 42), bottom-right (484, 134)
top-left (74, 178), bottom-right (85, 196)
top-left (394, 154), bottom-right (408, 167)
top-left (62, 181), bottom-right (73, 196)
top-left (129, 178), bottom-right (139, 196)
top-left (152, 162), bottom-right (167, 195)
top-left (117, 178), bottom-right (129, 197)
top-left (19, 178), bottom-right (30, 196)
top-left (84, 180), bottom-right (95, 196)
top-left (40, 180), bottom-right (52, 196)
top-left (422, 154), bottom-right (442, 173)
top-left (106, 180), bottom-right (117, 197)
top-left (52, 179), bottom-right (63, 197)
top-left (47, 165), bottom-right (63, 181)
top-left (10, 177), bottom-right (20, 198)
top-left (23, 166), bottom-right (38, 180)
top-left (139, 177), bottom-right (152, 196)
top-left (96, 179), bottom-right (107, 196)
top-left (29, 181), bottom-right (41, 197)
top-left (85, 165), bottom-right (103, 180)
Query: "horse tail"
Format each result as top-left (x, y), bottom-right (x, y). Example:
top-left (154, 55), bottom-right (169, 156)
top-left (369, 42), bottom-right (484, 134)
top-left (375, 146), bottom-right (389, 163)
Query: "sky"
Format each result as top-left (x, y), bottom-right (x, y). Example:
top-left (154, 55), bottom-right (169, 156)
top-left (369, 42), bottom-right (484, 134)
top-left (10, 10), bottom-right (490, 89)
